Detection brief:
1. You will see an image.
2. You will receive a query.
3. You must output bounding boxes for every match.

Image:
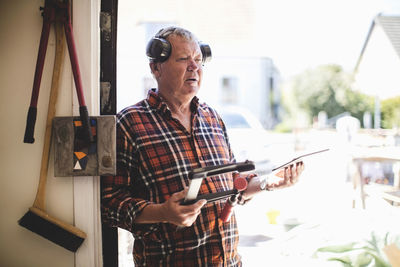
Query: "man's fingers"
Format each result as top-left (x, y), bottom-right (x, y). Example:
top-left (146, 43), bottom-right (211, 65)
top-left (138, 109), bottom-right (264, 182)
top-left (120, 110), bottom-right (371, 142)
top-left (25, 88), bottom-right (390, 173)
top-left (297, 161), bottom-right (304, 173)
top-left (266, 161), bottom-right (305, 190)
top-left (290, 161), bottom-right (304, 183)
top-left (281, 164), bottom-right (296, 185)
top-left (180, 199), bottom-right (207, 213)
top-left (196, 199), bottom-right (207, 209)
top-left (289, 164), bottom-right (297, 183)
top-left (171, 188), bottom-right (188, 202)
top-left (284, 165), bottom-right (291, 180)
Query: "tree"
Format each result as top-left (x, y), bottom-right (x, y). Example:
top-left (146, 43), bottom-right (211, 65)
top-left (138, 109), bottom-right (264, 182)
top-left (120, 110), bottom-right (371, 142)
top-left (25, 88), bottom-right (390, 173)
top-left (290, 64), bottom-right (374, 127)
top-left (381, 97), bottom-right (400, 129)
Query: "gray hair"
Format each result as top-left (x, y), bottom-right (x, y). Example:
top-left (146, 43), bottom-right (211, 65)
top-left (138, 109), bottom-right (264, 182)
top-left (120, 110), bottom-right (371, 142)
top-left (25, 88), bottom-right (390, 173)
top-left (155, 26), bottom-right (198, 43)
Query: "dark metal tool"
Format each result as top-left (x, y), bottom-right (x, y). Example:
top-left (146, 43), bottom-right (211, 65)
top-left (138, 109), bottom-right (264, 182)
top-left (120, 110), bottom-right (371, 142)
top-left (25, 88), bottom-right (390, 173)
top-left (181, 160), bottom-right (255, 205)
top-left (24, 0), bottom-right (93, 144)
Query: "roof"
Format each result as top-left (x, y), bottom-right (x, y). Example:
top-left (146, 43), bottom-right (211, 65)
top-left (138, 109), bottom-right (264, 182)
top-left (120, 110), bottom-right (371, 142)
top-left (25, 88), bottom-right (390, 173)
top-left (354, 14), bottom-right (400, 72)
top-left (377, 15), bottom-right (400, 58)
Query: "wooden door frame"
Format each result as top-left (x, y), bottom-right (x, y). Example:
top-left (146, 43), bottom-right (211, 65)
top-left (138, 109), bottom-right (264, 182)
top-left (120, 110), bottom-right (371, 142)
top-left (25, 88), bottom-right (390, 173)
top-left (100, 0), bottom-right (119, 266)
top-left (71, 0), bottom-right (118, 266)
top-left (71, 0), bottom-right (103, 266)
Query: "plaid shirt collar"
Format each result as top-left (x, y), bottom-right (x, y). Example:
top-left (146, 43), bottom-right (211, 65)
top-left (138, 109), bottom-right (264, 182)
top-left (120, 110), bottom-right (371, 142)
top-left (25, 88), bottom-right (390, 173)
top-left (147, 88), bottom-right (200, 117)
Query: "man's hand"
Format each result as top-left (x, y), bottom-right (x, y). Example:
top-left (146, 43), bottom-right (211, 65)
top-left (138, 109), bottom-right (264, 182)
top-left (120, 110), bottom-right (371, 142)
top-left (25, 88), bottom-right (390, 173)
top-left (267, 161), bottom-right (304, 190)
top-left (161, 188), bottom-right (207, 227)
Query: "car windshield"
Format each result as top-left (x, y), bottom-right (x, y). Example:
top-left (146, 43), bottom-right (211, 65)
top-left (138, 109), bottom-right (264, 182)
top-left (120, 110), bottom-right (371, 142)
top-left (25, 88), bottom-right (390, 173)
top-left (222, 113), bottom-right (251, 129)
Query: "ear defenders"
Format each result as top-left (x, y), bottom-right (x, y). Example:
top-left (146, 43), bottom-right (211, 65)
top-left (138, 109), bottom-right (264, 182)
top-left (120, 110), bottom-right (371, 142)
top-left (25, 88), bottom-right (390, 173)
top-left (146, 31), bottom-right (212, 64)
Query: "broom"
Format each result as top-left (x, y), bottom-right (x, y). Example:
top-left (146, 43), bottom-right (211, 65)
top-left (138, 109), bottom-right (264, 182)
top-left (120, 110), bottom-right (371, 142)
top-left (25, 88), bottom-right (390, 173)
top-left (18, 19), bottom-right (87, 252)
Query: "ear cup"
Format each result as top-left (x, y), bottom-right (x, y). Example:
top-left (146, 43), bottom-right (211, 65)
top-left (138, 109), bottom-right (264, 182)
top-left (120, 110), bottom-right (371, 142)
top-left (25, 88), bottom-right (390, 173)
top-left (200, 43), bottom-right (212, 63)
top-left (146, 37), bottom-right (171, 63)
top-left (146, 37), bottom-right (212, 63)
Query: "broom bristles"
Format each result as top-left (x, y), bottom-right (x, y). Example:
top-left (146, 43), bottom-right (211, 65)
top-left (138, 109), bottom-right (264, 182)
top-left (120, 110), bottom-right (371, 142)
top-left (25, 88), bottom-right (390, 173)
top-left (18, 207), bottom-right (86, 252)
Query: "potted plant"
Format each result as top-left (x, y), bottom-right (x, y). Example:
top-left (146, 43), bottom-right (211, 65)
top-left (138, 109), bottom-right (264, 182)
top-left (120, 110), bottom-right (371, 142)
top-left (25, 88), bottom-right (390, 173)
top-left (315, 232), bottom-right (399, 267)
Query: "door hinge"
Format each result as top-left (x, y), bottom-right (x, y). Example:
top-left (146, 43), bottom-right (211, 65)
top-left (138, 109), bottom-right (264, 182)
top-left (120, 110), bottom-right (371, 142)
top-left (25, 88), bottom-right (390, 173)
top-left (100, 12), bottom-right (112, 42)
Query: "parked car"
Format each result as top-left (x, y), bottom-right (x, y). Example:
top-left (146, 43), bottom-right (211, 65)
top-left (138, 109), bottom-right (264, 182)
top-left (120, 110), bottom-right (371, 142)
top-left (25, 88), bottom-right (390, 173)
top-left (217, 106), bottom-right (273, 175)
top-left (217, 106), bottom-right (296, 176)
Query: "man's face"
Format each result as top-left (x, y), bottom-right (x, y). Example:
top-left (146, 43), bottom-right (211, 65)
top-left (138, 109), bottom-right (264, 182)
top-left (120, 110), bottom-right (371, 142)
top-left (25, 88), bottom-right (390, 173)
top-left (154, 35), bottom-right (203, 101)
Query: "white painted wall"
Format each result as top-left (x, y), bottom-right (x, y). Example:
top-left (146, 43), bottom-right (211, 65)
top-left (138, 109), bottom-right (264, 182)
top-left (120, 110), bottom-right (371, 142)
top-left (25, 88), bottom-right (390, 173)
top-left (200, 56), bottom-right (275, 123)
top-left (354, 25), bottom-right (400, 99)
top-left (0, 1), bottom-right (101, 266)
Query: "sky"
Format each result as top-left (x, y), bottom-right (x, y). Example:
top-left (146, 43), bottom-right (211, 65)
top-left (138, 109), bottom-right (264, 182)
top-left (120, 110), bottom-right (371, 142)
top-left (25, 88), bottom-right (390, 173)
top-left (252, 0), bottom-right (400, 79)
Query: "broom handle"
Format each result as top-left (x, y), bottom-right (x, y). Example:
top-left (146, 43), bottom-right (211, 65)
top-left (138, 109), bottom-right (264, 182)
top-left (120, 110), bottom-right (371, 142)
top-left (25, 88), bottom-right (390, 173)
top-left (33, 21), bottom-right (65, 210)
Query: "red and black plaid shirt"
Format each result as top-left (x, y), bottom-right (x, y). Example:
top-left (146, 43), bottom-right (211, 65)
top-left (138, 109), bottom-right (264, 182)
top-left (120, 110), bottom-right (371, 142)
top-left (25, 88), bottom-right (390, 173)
top-left (102, 89), bottom-right (241, 266)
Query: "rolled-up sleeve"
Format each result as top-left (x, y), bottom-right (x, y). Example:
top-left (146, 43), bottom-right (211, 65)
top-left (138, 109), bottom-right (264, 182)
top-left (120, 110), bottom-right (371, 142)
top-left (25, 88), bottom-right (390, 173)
top-left (101, 114), bottom-right (158, 236)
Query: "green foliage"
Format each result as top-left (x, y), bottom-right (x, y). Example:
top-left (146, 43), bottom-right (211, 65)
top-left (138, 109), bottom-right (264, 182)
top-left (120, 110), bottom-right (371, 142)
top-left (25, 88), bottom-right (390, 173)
top-left (317, 243), bottom-right (358, 253)
top-left (273, 120), bottom-right (293, 133)
top-left (381, 96), bottom-right (400, 129)
top-left (290, 64), bottom-right (374, 127)
top-left (275, 80), bottom-right (310, 130)
top-left (315, 232), bottom-right (398, 267)
top-left (342, 89), bottom-right (374, 124)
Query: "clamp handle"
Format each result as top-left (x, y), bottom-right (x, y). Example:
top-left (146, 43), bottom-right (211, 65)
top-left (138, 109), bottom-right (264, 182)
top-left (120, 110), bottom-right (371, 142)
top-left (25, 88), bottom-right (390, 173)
top-left (181, 161), bottom-right (254, 205)
top-left (24, 0), bottom-right (93, 144)
top-left (24, 0), bottom-right (55, 143)
top-left (190, 160), bottom-right (255, 179)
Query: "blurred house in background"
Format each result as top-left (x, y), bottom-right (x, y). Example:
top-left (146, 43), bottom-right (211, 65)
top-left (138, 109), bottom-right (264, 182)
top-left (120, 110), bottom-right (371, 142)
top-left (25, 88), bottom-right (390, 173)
top-left (353, 14), bottom-right (400, 128)
top-left (203, 56), bottom-right (282, 129)
top-left (117, 2), bottom-right (283, 129)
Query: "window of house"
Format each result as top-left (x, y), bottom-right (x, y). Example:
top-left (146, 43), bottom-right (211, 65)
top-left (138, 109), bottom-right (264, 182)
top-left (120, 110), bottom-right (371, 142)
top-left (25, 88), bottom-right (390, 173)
top-left (221, 76), bottom-right (239, 105)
